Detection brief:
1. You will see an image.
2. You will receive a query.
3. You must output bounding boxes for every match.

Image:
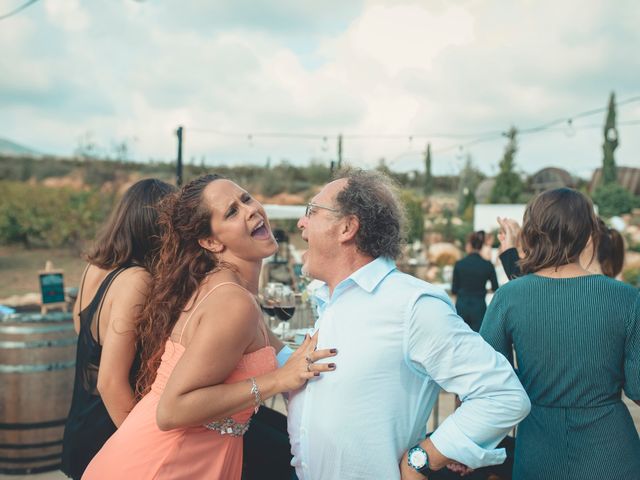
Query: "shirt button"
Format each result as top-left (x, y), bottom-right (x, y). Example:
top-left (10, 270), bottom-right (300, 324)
top-left (302, 462), bottom-right (308, 469)
top-left (301, 428), bottom-right (307, 436)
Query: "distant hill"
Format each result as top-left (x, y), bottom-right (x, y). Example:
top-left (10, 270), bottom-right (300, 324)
top-left (0, 138), bottom-right (40, 156)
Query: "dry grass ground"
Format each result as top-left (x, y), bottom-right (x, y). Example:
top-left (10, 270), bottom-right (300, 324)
top-left (0, 246), bottom-right (86, 300)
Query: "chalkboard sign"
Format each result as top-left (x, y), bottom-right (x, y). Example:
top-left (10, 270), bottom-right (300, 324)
top-left (39, 272), bottom-right (65, 305)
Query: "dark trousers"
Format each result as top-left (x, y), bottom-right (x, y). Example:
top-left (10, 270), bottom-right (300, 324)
top-left (242, 406), bottom-right (295, 480)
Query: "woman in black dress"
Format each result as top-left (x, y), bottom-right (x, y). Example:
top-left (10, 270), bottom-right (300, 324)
top-left (451, 231), bottom-right (498, 332)
top-left (61, 179), bottom-right (176, 479)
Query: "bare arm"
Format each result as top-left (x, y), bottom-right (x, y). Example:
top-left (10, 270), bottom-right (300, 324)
top-left (97, 268), bottom-right (150, 427)
top-left (156, 288), bottom-right (336, 431)
top-left (266, 324), bottom-right (285, 353)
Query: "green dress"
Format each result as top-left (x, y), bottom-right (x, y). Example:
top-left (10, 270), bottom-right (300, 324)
top-left (480, 274), bottom-right (640, 480)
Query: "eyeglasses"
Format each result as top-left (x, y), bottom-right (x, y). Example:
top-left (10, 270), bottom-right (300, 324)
top-left (305, 202), bottom-right (340, 218)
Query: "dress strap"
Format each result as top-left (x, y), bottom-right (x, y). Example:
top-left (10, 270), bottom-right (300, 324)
top-left (178, 281), bottom-right (252, 344)
top-left (95, 267), bottom-right (131, 344)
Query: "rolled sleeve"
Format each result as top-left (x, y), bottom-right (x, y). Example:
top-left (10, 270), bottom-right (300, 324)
top-left (407, 295), bottom-right (530, 468)
top-left (429, 415), bottom-right (506, 469)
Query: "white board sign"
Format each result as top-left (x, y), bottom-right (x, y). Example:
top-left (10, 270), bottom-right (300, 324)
top-left (473, 204), bottom-right (527, 232)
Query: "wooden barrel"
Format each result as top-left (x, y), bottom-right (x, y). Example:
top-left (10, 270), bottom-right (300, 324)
top-left (0, 312), bottom-right (76, 474)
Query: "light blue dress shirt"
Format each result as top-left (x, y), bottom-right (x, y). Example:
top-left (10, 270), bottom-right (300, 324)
top-left (286, 257), bottom-right (530, 480)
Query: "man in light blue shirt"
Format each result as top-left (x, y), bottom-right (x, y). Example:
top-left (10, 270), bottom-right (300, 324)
top-left (287, 169), bottom-right (530, 480)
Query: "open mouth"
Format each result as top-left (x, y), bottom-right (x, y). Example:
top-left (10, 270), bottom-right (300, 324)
top-left (251, 221), bottom-right (270, 239)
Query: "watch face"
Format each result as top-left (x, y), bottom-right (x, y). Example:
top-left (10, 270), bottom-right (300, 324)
top-left (409, 448), bottom-right (428, 468)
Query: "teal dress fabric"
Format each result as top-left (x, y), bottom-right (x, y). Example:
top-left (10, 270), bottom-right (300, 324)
top-left (480, 274), bottom-right (640, 480)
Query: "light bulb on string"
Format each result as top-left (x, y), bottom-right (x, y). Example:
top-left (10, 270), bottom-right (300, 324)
top-left (564, 118), bottom-right (576, 137)
top-left (247, 134), bottom-right (254, 148)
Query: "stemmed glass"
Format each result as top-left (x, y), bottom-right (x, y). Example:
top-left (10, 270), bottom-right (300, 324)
top-left (260, 282), bottom-right (282, 329)
top-left (273, 285), bottom-right (296, 339)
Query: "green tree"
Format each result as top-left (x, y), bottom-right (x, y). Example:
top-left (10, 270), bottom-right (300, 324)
top-left (602, 92), bottom-right (618, 185)
top-left (400, 190), bottom-right (424, 243)
top-left (490, 127), bottom-right (523, 203)
top-left (457, 154), bottom-right (482, 216)
top-left (423, 143), bottom-right (433, 196)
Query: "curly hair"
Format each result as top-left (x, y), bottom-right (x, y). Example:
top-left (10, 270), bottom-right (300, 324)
top-left (334, 169), bottom-right (406, 259)
top-left (86, 178), bottom-right (176, 271)
top-left (519, 188), bottom-right (599, 275)
top-left (135, 174), bottom-right (224, 398)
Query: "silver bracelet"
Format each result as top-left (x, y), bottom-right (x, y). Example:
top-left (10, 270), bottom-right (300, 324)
top-left (249, 377), bottom-right (261, 414)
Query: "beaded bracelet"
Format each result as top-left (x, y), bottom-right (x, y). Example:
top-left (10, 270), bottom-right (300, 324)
top-left (249, 377), bottom-right (261, 413)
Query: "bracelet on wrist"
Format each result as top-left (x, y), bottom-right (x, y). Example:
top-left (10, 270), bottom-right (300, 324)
top-left (249, 377), bottom-right (261, 414)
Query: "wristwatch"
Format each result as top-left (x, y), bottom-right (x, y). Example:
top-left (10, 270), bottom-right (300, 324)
top-left (407, 444), bottom-right (433, 476)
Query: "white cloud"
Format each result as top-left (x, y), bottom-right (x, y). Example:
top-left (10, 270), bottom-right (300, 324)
top-left (0, 0), bottom-right (638, 176)
top-left (44, 0), bottom-right (90, 31)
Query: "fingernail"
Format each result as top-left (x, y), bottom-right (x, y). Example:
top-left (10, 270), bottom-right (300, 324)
top-left (330, 348), bottom-right (338, 354)
top-left (314, 372), bottom-right (320, 376)
top-left (328, 363), bottom-right (336, 369)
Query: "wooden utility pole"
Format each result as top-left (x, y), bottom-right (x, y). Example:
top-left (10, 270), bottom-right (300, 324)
top-left (337, 134), bottom-right (343, 170)
top-left (176, 126), bottom-right (184, 187)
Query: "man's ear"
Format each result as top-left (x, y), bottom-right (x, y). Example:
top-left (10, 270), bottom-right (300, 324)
top-left (339, 215), bottom-right (359, 242)
top-left (198, 237), bottom-right (224, 254)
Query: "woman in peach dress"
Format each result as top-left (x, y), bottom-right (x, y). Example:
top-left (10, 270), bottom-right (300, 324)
top-left (83, 174), bottom-right (337, 480)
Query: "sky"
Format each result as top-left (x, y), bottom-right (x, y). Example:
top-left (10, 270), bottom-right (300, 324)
top-left (1, 0), bottom-right (639, 178)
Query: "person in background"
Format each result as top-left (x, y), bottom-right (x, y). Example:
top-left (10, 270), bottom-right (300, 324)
top-left (288, 169), bottom-right (530, 480)
top-left (451, 231), bottom-right (499, 332)
top-left (481, 188), bottom-right (640, 480)
top-left (498, 215), bottom-right (625, 280)
top-left (61, 179), bottom-right (177, 480)
top-left (83, 174), bottom-right (336, 480)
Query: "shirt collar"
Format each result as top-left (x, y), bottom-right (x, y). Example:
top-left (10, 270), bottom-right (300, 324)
top-left (313, 256), bottom-right (397, 306)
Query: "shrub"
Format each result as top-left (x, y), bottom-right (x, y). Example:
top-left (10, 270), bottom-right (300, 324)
top-left (622, 267), bottom-right (640, 289)
top-left (592, 183), bottom-right (638, 217)
top-left (0, 181), bottom-right (114, 248)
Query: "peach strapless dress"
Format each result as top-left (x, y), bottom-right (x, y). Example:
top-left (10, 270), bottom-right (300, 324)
top-left (83, 339), bottom-right (277, 480)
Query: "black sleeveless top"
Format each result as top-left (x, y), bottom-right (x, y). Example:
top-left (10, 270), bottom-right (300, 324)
top-left (61, 266), bottom-right (141, 479)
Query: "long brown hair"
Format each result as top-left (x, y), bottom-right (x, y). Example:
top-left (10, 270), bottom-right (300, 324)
top-left (597, 218), bottom-right (625, 278)
top-left (135, 174), bottom-right (224, 397)
top-left (519, 188), bottom-right (599, 274)
top-left (86, 178), bottom-right (176, 271)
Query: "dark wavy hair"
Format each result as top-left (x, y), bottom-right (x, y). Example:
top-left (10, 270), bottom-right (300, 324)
top-left (467, 230), bottom-right (486, 251)
top-left (597, 218), bottom-right (625, 278)
top-left (135, 174), bottom-right (225, 397)
top-left (519, 188), bottom-right (599, 275)
top-left (86, 178), bottom-right (176, 271)
top-left (334, 168), bottom-right (405, 259)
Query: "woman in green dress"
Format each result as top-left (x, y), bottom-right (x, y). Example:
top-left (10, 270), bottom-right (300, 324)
top-left (480, 188), bottom-right (640, 480)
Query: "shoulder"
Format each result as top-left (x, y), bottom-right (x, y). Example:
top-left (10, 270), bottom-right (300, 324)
top-left (111, 266), bottom-right (151, 293)
top-left (593, 275), bottom-right (639, 303)
top-left (384, 271), bottom-right (454, 310)
top-left (489, 275), bottom-right (531, 301)
top-left (197, 277), bottom-right (259, 326)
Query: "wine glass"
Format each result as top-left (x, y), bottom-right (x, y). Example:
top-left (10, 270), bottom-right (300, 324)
top-left (260, 282), bottom-right (282, 329)
top-left (274, 285), bottom-right (295, 339)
